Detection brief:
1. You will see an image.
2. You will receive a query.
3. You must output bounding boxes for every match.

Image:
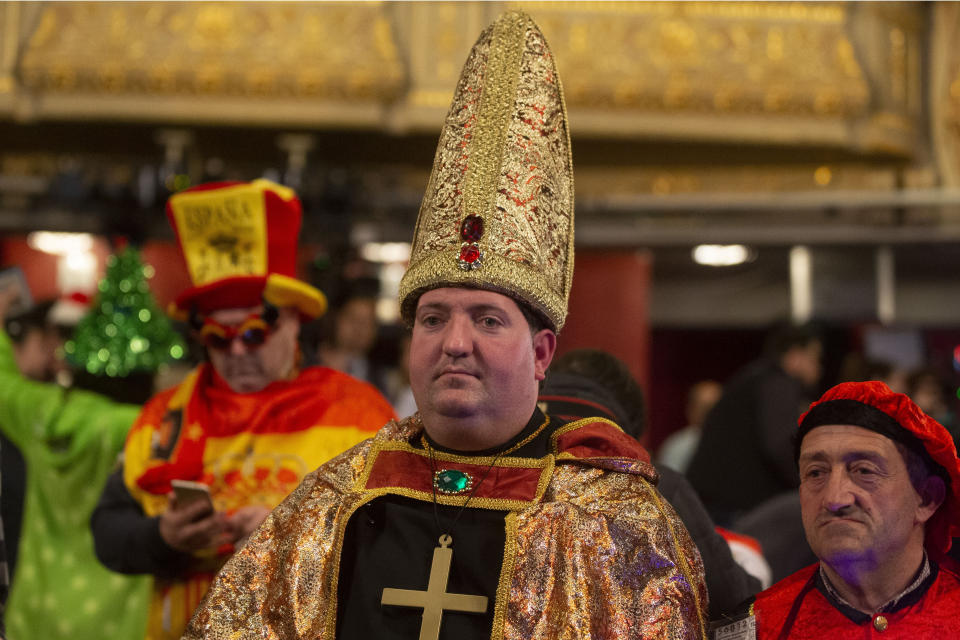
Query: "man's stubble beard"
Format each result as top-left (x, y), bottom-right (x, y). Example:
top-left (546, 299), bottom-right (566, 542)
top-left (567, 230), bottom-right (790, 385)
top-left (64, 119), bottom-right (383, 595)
top-left (220, 354), bottom-right (269, 392)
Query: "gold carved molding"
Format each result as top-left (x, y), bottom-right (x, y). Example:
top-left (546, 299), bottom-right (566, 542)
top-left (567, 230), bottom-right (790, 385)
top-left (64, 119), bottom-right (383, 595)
top-left (931, 2), bottom-right (960, 187)
top-left (0, 1), bottom-right (927, 156)
top-left (522, 1), bottom-right (868, 119)
top-left (575, 163), bottom-right (899, 198)
top-left (392, 161), bottom-right (907, 203)
top-left (19, 2), bottom-right (404, 101)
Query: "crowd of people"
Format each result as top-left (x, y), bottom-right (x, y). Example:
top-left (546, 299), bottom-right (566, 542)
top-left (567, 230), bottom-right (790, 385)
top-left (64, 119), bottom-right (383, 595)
top-left (1, 9), bottom-right (959, 640)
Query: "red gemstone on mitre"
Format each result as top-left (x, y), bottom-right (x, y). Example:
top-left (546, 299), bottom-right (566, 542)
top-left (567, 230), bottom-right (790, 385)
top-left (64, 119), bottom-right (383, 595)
top-left (460, 215), bottom-right (484, 242)
top-left (459, 244), bottom-right (481, 264)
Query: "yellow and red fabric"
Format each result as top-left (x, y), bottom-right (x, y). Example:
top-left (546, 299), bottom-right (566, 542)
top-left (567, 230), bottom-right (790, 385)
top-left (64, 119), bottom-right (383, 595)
top-left (122, 362), bottom-right (395, 640)
top-left (165, 180), bottom-right (326, 319)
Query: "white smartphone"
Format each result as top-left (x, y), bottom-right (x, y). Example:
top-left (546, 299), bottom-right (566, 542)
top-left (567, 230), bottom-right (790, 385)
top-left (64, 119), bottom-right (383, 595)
top-left (171, 479), bottom-right (214, 512)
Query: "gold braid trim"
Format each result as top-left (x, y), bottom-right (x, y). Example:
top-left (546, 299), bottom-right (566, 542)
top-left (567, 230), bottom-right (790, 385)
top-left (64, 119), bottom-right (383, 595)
top-left (399, 249), bottom-right (567, 335)
top-left (548, 416), bottom-right (624, 454)
top-left (491, 512), bottom-right (519, 639)
top-left (463, 11), bottom-right (526, 227)
top-left (642, 476), bottom-right (708, 640)
top-left (353, 440), bottom-right (384, 492)
top-left (555, 71), bottom-right (576, 309)
top-left (322, 490), bottom-right (382, 639)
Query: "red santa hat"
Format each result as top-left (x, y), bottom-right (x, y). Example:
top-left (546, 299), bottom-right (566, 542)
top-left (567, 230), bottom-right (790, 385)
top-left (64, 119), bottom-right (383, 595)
top-left (48, 291), bottom-right (91, 327)
top-left (165, 179), bottom-right (326, 320)
top-left (797, 380), bottom-right (960, 557)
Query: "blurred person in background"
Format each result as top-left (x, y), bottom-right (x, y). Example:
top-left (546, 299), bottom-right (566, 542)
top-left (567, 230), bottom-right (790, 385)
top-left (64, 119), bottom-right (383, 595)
top-left (908, 368), bottom-right (955, 435)
top-left (687, 323), bottom-right (823, 526)
top-left (5, 300), bottom-right (60, 383)
top-left (838, 352), bottom-right (908, 394)
top-left (383, 330), bottom-right (417, 418)
top-left (1, 301), bottom-right (55, 591)
top-left (541, 348), bottom-right (761, 620)
top-left (90, 180), bottom-right (395, 640)
top-left (1, 293), bottom-right (86, 588)
top-left (657, 379), bottom-right (722, 474)
top-left (733, 490), bottom-right (817, 585)
top-left (316, 278), bottom-right (389, 394)
top-left (0, 255), bottom-right (178, 640)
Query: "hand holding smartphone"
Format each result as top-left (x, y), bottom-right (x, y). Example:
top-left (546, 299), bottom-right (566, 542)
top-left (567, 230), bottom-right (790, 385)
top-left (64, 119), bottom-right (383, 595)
top-left (171, 479), bottom-right (214, 514)
top-left (160, 480), bottom-right (226, 552)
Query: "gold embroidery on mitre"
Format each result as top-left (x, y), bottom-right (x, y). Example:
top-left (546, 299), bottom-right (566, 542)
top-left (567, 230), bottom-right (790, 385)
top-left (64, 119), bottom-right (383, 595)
top-left (399, 10), bottom-right (575, 330)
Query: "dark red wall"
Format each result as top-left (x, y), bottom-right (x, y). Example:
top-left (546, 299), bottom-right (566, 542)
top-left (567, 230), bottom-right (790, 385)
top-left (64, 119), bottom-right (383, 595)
top-left (558, 249), bottom-right (652, 442)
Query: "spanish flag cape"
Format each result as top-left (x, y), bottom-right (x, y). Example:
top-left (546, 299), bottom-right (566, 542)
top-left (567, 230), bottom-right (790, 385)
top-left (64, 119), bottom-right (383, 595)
top-left (123, 362), bottom-right (395, 640)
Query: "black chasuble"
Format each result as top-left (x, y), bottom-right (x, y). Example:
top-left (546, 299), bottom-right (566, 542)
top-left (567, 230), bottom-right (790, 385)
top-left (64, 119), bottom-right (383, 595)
top-left (336, 409), bottom-right (559, 639)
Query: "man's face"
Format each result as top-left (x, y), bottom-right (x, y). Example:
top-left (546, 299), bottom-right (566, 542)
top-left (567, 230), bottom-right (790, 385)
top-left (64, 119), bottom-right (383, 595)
top-left (409, 288), bottom-right (555, 447)
top-left (335, 298), bottom-right (378, 354)
top-left (798, 424), bottom-right (938, 571)
top-left (14, 327), bottom-right (61, 382)
top-left (788, 340), bottom-right (823, 388)
top-left (205, 306), bottom-right (300, 393)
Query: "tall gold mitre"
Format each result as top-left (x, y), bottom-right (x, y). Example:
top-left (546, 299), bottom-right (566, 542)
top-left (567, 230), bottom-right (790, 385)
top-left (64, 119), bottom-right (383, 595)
top-left (399, 10), bottom-right (574, 331)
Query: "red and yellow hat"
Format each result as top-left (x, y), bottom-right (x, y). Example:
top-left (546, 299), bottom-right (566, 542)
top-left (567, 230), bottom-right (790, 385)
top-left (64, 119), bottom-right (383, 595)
top-left (797, 380), bottom-right (960, 556)
top-left (165, 179), bottom-right (326, 320)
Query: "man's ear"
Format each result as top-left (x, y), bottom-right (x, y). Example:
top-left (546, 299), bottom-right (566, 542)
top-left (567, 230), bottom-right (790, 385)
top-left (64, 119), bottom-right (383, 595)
top-left (916, 476), bottom-right (947, 525)
top-left (532, 329), bottom-right (557, 381)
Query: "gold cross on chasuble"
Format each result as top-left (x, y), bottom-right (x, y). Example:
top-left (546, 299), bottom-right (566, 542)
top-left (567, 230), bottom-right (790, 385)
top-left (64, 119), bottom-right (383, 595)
top-left (380, 534), bottom-right (489, 640)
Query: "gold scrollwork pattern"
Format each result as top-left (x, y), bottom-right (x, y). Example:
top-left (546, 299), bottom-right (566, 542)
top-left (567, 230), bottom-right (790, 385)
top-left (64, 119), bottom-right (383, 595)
top-left (514, 1), bottom-right (869, 118)
top-left (20, 2), bottom-right (405, 100)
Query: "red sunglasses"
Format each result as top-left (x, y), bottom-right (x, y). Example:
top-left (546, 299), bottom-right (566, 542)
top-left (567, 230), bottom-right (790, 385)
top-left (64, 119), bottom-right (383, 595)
top-left (199, 313), bottom-right (274, 351)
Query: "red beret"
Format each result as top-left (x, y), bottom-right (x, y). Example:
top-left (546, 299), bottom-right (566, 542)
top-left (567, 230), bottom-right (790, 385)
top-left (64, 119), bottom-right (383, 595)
top-left (798, 380), bottom-right (960, 557)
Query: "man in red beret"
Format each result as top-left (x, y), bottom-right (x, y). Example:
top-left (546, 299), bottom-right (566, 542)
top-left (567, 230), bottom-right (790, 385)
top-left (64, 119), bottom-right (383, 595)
top-left (90, 180), bottom-right (396, 640)
top-left (720, 381), bottom-right (960, 638)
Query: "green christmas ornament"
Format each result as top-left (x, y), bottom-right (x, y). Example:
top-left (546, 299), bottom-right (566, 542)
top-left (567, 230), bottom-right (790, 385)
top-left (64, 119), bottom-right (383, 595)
top-left (65, 247), bottom-right (186, 377)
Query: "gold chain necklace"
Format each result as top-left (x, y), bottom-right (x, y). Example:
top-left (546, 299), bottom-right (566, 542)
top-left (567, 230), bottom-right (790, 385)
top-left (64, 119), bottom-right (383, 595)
top-left (419, 415), bottom-right (550, 460)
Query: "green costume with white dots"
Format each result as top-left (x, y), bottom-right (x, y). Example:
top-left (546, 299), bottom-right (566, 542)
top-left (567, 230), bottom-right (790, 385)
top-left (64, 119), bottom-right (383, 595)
top-left (0, 330), bottom-right (149, 640)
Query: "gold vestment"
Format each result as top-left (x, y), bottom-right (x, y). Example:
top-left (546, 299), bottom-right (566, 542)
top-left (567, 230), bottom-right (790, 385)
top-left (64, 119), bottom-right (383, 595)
top-left (183, 415), bottom-right (708, 639)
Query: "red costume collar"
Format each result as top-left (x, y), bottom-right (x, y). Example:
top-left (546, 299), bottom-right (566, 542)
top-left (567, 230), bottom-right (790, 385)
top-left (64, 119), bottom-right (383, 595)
top-left (359, 415), bottom-right (658, 508)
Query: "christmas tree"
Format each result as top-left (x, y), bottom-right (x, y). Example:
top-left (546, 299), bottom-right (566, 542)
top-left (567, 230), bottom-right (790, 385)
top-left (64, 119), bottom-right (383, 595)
top-left (65, 247), bottom-right (186, 377)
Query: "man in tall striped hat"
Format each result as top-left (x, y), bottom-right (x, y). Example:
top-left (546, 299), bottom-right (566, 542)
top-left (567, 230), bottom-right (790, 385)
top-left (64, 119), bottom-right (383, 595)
top-left (183, 11), bottom-right (707, 640)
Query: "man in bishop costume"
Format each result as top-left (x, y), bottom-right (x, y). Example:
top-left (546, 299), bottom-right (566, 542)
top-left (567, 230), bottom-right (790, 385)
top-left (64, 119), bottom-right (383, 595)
top-left (182, 11), bottom-right (708, 640)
